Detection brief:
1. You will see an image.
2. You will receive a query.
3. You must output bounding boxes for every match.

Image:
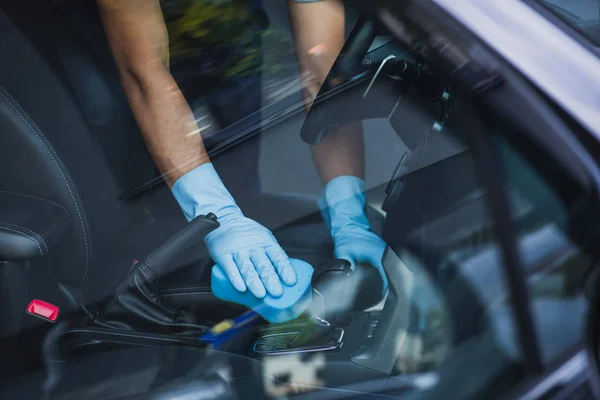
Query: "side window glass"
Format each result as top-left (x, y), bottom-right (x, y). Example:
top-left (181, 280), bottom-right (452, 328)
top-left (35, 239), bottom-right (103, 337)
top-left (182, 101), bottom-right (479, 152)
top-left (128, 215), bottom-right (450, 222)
top-left (494, 128), bottom-right (594, 363)
top-left (380, 88), bottom-right (523, 398)
top-left (379, 71), bottom-right (597, 399)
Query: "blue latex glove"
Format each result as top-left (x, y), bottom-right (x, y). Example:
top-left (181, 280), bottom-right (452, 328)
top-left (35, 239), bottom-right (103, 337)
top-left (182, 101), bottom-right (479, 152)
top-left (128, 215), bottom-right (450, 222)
top-left (172, 163), bottom-right (297, 299)
top-left (319, 176), bottom-right (389, 293)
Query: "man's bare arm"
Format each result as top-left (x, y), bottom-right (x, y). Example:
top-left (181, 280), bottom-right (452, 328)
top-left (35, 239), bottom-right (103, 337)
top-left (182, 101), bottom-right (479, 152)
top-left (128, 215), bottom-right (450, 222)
top-left (289, 0), bottom-right (364, 185)
top-left (290, 1), bottom-right (388, 292)
top-left (97, 0), bottom-right (208, 187)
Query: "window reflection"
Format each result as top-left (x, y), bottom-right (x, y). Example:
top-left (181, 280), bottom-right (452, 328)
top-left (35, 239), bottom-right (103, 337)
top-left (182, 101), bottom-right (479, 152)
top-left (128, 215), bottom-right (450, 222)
top-left (161, 0), bottom-right (300, 136)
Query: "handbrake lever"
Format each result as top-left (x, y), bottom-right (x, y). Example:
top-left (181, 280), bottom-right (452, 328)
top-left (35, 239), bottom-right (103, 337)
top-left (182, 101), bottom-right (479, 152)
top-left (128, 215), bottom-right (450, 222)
top-left (96, 214), bottom-right (220, 332)
top-left (142, 213), bottom-right (219, 276)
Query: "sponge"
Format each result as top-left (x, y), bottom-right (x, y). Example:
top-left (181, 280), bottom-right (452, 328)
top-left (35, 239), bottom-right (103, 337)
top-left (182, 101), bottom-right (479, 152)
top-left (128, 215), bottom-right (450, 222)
top-left (211, 259), bottom-right (314, 323)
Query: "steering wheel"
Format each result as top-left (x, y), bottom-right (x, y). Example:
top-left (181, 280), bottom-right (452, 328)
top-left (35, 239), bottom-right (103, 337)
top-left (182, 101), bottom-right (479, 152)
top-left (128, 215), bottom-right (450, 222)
top-left (300, 18), bottom-right (393, 145)
top-left (300, 18), bottom-right (451, 145)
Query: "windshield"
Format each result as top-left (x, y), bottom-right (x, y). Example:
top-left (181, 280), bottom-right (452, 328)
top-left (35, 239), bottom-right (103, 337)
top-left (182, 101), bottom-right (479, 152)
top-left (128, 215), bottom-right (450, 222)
top-left (0, 1), bottom-right (599, 399)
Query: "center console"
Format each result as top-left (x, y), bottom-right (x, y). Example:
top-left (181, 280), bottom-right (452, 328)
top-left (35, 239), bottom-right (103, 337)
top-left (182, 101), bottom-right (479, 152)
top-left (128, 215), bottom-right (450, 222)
top-left (50, 215), bottom-right (419, 394)
top-left (215, 247), bottom-right (415, 387)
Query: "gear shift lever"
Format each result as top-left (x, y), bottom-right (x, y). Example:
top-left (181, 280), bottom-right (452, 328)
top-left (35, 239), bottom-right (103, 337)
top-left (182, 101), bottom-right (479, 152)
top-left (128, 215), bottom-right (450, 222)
top-left (253, 259), bottom-right (377, 355)
top-left (250, 266), bottom-right (351, 355)
top-left (288, 259), bottom-right (352, 347)
top-left (313, 259), bottom-right (384, 320)
top-left (293, 259), bottom-right (352, 347)
top-left (286, 257), bottom-right (387, 347)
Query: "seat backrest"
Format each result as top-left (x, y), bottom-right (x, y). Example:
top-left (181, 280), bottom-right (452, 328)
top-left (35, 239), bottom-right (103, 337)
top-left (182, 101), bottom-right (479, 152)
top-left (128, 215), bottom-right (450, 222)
top-left (0, 9), bottom-right (129, 292)
top-left (3, 0), bottom-right (160, 199)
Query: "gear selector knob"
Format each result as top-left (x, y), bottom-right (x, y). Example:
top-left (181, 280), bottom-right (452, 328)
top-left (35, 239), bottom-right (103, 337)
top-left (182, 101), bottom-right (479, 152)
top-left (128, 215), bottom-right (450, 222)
top-left (313, 259), bottom-right (384, 319)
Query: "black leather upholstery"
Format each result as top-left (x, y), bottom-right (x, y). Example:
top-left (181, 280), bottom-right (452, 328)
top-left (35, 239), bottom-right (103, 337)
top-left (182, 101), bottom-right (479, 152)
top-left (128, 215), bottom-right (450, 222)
top-left (0, 7), bottom-right (169, 308)
top-left (96, 215), bottom-right (219, 334)
top-left (2, 0), bottom-right (159, 198)
top-left (0, 8), bottom-right (127, 284)
top-left (0, 191), bottom-right (71, 261)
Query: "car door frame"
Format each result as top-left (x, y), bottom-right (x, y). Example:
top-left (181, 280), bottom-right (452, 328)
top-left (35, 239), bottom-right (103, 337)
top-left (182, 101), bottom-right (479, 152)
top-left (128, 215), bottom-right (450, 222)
top-left (362, 0), bottom-right (600, 398)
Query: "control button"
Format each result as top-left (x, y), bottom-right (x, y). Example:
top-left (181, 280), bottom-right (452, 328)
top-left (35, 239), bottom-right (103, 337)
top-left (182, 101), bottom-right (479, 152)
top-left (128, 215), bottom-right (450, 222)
top-left (26, 299), bottom-right (59, 322)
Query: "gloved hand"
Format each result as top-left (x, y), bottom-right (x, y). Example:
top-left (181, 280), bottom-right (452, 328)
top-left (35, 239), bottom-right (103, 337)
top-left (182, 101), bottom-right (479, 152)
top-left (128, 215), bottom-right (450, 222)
top-left (319, 176), bottom-right (389, 293)
top-left (172, 163), bottom-right (297, 299)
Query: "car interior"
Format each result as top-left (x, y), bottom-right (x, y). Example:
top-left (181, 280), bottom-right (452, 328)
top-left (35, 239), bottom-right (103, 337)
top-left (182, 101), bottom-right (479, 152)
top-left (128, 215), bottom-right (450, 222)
top-left (0, 0), bottom-right (598, 398)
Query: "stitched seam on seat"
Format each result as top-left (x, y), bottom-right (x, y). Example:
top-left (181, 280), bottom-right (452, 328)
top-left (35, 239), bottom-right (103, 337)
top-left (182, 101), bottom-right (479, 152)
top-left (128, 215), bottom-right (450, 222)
top-left (0, 87), bottom-right (89, 274)
top-left (0, 190), bottom-right (73, 223)
top-left (0, 225), bottom-right (43, 255)
top-left (0, 222), bottom-right (48, 253)
top-left (1, 90), bottom-right (90, 281)
top-left (0, 86), bottom-right (89, 282)
top-left (160, 291), bottom-right (213, 297)
top-left (160, 286), bottom-right (211, 292)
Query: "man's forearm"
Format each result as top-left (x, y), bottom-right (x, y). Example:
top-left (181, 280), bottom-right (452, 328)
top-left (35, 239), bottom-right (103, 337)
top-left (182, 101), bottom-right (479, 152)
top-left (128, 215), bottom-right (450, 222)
top-left (120, 66), bottom-right (209, 187)
top-left (310, 122), bottom-right (365, 184)
top-left (98, 0), bottom-right (208, 187)
top-left (290, 0), bottom-right (365, 185)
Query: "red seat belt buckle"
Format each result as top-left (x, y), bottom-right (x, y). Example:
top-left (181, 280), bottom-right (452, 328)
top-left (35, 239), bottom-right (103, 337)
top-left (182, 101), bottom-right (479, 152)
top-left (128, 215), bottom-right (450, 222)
top-left (26, 299), bottom-right (59, 323)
